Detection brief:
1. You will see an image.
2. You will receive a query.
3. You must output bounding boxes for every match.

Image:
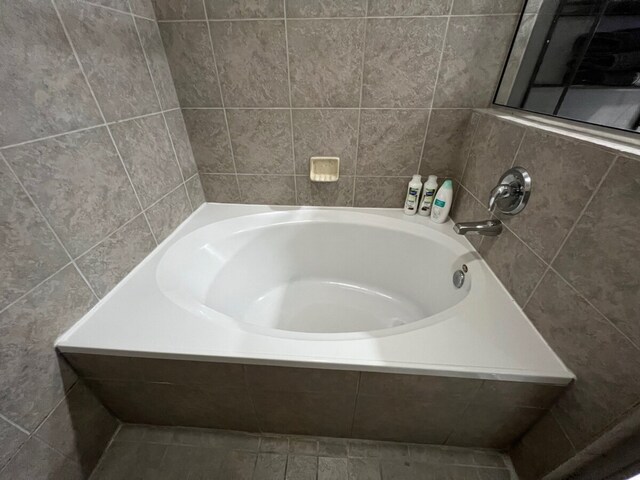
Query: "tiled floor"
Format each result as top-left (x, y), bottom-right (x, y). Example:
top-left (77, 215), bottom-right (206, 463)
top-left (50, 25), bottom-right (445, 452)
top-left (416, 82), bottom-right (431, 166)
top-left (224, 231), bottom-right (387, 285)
top-left (90, 424), bottom-right (517, 479)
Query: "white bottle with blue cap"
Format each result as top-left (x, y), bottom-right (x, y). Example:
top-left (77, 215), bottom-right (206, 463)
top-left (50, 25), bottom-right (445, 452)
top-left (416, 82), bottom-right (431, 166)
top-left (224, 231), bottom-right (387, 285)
top-left (430, 179), bottom-right (453, 223)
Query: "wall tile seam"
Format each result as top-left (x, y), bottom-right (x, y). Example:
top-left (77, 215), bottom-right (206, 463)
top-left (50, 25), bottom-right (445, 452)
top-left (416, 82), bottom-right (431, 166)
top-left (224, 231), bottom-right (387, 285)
top-left (128, 6), bottom-right (194, 210)
top-left (545, 399), bottom-right (640, 480)
top-left (461, 178), bottom-right (639, 343)
top-left (0, 379), bottom-right (83, 476)
top-left (86, 423), bottom-right (123, 480)
top-left (549, 408), bottom-right (577, 453)
top-left (0, 107), bottom-right (179, 152)
top-left (72, 175), bottom-right (187, 267)
top-left (1, 148), bottom-right (102, 301)
top-left (347, 371), bottom-right (363, 437)
top-left (202, 0), bottom-right (243, 202)
top-left (416, 0), bottom-right (454, 177)
top-left (474, 110), bottom-right (640, 161)
top-left (520, 156), bottom-right (618, 308)
top-left (283, 0), bottom-right (299, 203)
top-left (155, 14), bottom-right (521, 23)
top-left (81, 0), bottom-right (155, 22)
top-left (240, 364), bottom-right (269, 432)
top-left (51, 0), bottom-right (162, 247)
top-left (180, 107), bottom-right (468, 110)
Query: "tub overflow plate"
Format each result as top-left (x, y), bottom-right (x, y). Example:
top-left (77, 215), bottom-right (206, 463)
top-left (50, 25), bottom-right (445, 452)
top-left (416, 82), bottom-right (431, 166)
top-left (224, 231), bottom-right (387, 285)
top-left (453, 269), bottom-right (465, 289)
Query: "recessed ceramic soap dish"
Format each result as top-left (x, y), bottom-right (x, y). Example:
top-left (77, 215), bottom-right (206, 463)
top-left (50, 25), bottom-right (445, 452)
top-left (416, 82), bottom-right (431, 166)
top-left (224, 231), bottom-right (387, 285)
top-left (310, 157), bottom-right (339, 182)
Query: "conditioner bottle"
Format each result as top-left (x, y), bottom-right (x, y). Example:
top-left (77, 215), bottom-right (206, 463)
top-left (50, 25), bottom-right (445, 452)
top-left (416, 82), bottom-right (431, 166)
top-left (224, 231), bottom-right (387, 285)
top-left (430, 179), bottom-right (453, 223)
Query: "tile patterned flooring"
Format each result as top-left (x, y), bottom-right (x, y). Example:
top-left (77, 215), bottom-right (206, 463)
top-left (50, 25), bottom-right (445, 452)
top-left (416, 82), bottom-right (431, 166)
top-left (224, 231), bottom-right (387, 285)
top-left (90, 425), bottom-right (517, 479)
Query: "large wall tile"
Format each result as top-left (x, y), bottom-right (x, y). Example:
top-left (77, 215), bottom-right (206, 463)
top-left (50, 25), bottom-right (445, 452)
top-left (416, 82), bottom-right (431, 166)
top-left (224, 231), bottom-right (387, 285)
top-left (362, 18), bottom-right (446, 108)
top-left (553, 157), bottom-right (640, 347)
top-left (473, 380), bottom-right (564, 409)
top-left (34, 382), bottom-right (119, 473)
top-left (452, 0), bottom-right (525, 14)
top-left (354, 177), bottom-right (409, 208)
top-left (461, 116), bottom-right (525, 201)
top-left (186, 175), bottom-right (206, 208)
top-left (75, 214), bottom-right (155, 298)
top-left (56, 0), bottom-right (159, 121)
top-left (503, 130), bottom-right (615, 262)
top-left (420, 109), bottom-right (474, 179)
top-left (210, 20), bottom-right (289, 107)
top-left (367, 0), bottom-right (453, 16)
top-left (201, 174), bottom-right (241, 203)
top-left (0, 436), bottom-right (84, 480)
top-left (447, 405), bottom-right (543, 448)
top-left (296, 177), bottom-right (354, 207)
top-left (136, 18), bottom-right (179, 110)
top-left (206, 0), bottom-right (283, 19)
top-left (292, 109), bottom-right (359, 175)
top-left (245, 365), bottom-right (359, 395)
top-left (129, 0), bottom-right (156, 18)
top-left (0, 159), bottom-right (69, 311)
top-left (353, 396), bottom-right (462, 444)
top-left (111, 113), bottom-right (183, 208)
top-left (159, 22), bottom-right (222, 107)
top-left (182, 109), bottom-right (234, 174)
top-left (524, 270), bottom-right (640, 449)
top-left (238, 175), bottom-right (296, 205)
top-left (287, 0), bottom-right (367, 17)
top-left (4, 128), bottom-right (140, 258)
top-left (510, 413), bottom-right (576, 480)
top-left (0, 0), bottom-right (101, 147)
top-left (357, 110), bottom-right (429, 176)
top-left (0, 418), bottom-right (27, 470)
top-left (479, 228), bottom-right (546, 306)
top-left (146, 186), bottom-right (193, 242)
top-left (227, 110), bottom-right (293, 174)
top-left (0, 265), bottom-right (95, 430)
top-left (88, 380), bottom-right (259, 431)
top-left (358, 372), bottom-right (482, 402)
top-left (433, 16), bottom-right (518, 108)
top-left (87, 0), bottom-right (130, 11)
top-left (288, 19), bottom-right (365, 108)
top-left (164, 110), bottom-right (198, 179)
top-left (151, 0), bottom-right (204, 19)
top-left (252, 391), bottom-right (356, 437)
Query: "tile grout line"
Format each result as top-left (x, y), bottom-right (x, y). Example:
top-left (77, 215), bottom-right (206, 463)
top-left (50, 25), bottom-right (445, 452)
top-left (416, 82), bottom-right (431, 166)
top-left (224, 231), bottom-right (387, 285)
top-left (155, 13), bottom-right (522, 23)
top-left (521, 156), bottom-right (617, 309)
top-left (81, 0), bottom-right (155, 22)
top-left (0, 413), bottom-right (30, 436)
top-left (0, 379), bottom-right (81, 476)
top-left (351, 0), bottom-right (369, 207)
top-left (416, 0), bottom-right (453, 177)
top-left (87, 423), bottom-right (123, 480)
top-left (283, 0), bottom-right (299, 204)
top-left (1, 146), bottom-right (100, 301)
top-left (457, 114), bottom-right (482, 188)
top-left (0, 107), bottom-right (181, 152)
top-left (128, 4), bottom-right (194, 211)
top-left (51, 0), bottom-right (160, 248)
top-left (203, 0), bottom-right (243, 202)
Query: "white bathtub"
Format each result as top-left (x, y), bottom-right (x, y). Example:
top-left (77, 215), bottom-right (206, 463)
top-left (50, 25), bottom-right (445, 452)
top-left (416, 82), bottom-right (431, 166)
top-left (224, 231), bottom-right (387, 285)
top-left (57, 204), bottom-right (573, 384)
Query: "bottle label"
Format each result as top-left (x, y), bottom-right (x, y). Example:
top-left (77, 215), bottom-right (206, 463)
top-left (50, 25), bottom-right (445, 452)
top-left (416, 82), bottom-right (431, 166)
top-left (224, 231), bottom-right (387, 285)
top-left (434, 199), bottom-right (446, 208)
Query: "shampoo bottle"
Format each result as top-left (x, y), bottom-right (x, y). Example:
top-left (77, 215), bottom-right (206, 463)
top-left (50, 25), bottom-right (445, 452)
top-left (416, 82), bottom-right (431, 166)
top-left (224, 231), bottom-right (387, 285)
top-left (430, 179), bottom-right (453, 223)
top-left (418, 175), bottom-right (438, 216)
top-left (403, 174), bottom-right (422, 215)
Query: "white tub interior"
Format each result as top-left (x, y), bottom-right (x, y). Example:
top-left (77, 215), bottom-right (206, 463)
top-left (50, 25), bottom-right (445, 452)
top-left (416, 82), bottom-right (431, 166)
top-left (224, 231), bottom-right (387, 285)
top-left (57, 204), bottom-right (574, 385)
top-left (157, 211), bottom-right (469, 335)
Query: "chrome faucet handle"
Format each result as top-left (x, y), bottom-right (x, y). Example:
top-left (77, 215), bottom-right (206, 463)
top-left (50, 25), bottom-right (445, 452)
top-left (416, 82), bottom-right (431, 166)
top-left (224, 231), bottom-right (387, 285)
top-left (486, 167), bottom-right (532, 215)
top-left (488, 184), bottom-right (511, 212)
